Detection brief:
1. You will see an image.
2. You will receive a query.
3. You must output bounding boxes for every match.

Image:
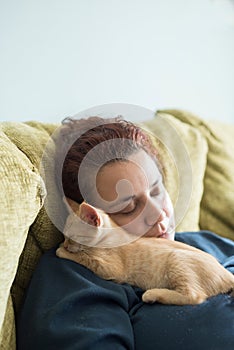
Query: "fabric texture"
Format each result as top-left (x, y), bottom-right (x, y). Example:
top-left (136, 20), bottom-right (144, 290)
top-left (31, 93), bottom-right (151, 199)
top-left (0, 122), bottom-right (64, 350)
top-left (0, 296), bottom-right (16, 350)
top-left (2, 121), bottom-right (64, 314)
top-left (161, 109), bottom-right (234, 240)
top-left (8, 122), bottom-right (63, 311)
top-left (142, 112), bottom-right (208, 232)
top-left (0, 126), bottom-right (45, 347)
top-left (17, 231), bottom-right (234, 350)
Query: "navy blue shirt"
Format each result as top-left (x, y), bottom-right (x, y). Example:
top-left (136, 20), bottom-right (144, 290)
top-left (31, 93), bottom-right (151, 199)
top-left (17, 231), bottom-right (234, 350)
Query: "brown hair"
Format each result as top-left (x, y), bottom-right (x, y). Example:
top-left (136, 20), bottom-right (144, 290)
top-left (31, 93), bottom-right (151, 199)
top-left (55, 115), bottom-right (159, 204)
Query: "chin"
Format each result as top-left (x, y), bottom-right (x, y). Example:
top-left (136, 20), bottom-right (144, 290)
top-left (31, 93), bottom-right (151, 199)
top-left (165, 224), bottom-right (175, 240)
top-left (166, 231), bottom-right (175, 240)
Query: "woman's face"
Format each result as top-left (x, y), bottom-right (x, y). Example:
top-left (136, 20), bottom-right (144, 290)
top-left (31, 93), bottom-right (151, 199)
top-left (94, 150), bottom-right (175, 240)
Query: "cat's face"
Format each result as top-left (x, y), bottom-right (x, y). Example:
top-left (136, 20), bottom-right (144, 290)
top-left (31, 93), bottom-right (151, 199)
top-left (66, 198), bottom-right (120, 229)
top-left (63, 198), bottom-right (129, 250)
top-left (93, 150), bottom-right (175, 240)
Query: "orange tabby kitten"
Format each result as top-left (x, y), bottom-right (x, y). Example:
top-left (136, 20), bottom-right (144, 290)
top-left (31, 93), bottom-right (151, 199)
top-left (56, 198), bottom-right (234, 305)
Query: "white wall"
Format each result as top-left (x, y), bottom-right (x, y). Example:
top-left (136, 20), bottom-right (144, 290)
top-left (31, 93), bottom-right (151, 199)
top-left (0, 0), bottom-right (234, 123)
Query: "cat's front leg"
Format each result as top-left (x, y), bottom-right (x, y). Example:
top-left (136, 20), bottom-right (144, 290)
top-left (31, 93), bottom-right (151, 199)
top-left (142, 288), bottom-right (206, 305)
top-left (56, 245), bottom-right (81, 264)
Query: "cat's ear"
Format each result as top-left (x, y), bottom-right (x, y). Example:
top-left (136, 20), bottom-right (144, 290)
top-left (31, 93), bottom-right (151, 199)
top-left (79, 202), bottom-right (101, 227)
top-left (63, 196), bottom-right (80, 214)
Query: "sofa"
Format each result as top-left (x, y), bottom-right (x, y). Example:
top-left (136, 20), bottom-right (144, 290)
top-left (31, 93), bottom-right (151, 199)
top-left (0, 109), bottom-right (234, 349)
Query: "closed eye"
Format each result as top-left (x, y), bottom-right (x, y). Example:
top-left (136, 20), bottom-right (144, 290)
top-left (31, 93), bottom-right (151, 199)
top-left (150, 183), bottom-right (164, 197)
top-left (116, 200), bottom-right (137, 216)
top-left (121, 206), bottom-right (137, 215)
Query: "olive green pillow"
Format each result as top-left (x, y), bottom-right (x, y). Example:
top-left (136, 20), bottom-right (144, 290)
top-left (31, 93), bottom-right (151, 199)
top-left (0, 296), bottom-right (15, 350)
top-left (142, 112), bottom-right (208, 232)
top-left (1, 122), bottom-right (64, 313)
top-left (0, 125), bottom-right (45, 349)
top-left (161, 109), bottom-right (234, 241)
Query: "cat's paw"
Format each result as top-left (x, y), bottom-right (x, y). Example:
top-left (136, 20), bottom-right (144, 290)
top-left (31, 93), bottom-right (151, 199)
top-left (142, 288), bottom-right (206, 305)
top-left (142, 290), bottom-right (158, 304)
top-left (56, 246), bottom-right (70, 259)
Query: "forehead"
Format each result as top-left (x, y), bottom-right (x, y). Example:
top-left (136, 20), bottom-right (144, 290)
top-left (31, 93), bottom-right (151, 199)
top-left (95, 150), bottom-right (161, 204)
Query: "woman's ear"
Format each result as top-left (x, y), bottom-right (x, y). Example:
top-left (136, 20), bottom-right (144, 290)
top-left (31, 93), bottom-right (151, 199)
top-left (79, 202), bottom-right (101, 227)
top-left (63, 196), bottom-right (80, 214)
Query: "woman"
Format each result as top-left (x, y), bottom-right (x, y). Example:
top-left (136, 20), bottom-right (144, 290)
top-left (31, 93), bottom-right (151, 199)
top-left (17, 116), bottom-right (234, 350)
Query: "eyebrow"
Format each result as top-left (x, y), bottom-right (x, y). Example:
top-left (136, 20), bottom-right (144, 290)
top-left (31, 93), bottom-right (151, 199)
top-left (150, 179), bottom-right (161, 188)
top-left (108, 195), bottom-right (135, 209)
top-left (108, 178), bottom-right (161, 209)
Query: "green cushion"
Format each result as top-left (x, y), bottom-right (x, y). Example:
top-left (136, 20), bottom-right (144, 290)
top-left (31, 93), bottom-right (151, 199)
top-left (2, 121), bottom-right (64, 313)
top-left (0, 121), bottom-right (64, 350)
top-left (161, 109), bottom-right (234, 240)
top-left (0, 124), bottom-right (45, 347)
top-left (0, 296), bottom-right (16, 350)
top-left (142, 112), bottom-right (208, 232)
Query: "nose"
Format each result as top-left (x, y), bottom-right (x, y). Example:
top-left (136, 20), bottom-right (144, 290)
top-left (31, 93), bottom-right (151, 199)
top-left (144, 197), bottom-right (165, 227)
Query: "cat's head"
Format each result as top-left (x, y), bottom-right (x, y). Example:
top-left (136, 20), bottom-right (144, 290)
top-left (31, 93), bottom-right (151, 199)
top-left (63, 197), bottom-right (123, 251)
top-left (65, 196), bottom-right (118, 228)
